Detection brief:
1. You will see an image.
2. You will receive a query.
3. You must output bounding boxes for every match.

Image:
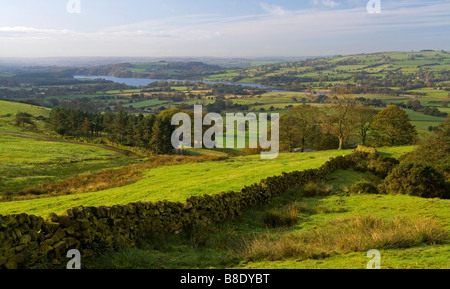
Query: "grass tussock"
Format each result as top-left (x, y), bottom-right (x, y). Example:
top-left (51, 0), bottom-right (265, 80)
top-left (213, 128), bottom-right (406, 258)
top-left (10, 155), bottom-right (227, 202)
top-left (301, 182), bottom-right (333, 197)
top-left (243, 215), bottom-right (449, 261)
top-left (261, 202), bottom-right (305, 228)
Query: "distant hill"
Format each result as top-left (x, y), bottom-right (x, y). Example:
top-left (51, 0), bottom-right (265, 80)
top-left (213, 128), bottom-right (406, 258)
top-left (220, 50), bottom-right (450, 92)
top-left (0, 100), bottom-right (50, 118)
top-left (74, 63), bottom-right (134, 78)
top-left (73, 61), bottom-right (225, 80)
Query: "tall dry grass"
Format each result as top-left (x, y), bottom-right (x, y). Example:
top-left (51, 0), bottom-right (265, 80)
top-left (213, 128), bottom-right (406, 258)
top-left (261, 202), bottom-right (307, 228)
top-left (12, 155), bottom-right (227, 202)
top-left (243, 215), bottom-right (448, 261)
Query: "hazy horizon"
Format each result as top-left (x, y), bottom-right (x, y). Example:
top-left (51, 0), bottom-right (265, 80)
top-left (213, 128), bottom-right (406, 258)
top-left (1, 0), bottom-right (450, 58)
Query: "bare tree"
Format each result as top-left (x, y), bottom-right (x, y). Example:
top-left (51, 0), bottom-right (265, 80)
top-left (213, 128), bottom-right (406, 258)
top-left (353, 104), bottom-right (378, 145)
top-left (324, 97), bottom-right (357, 150)
top-left (279, 105), bottom-right (323, 152)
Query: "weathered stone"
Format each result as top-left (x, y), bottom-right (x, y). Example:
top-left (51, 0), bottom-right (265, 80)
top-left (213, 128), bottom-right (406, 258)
top-left (13, 228), bottom-right (22, 241)
top-left (18, 222), bottom-right (30, 233)
top-left (37, 245), bottom-right (53, 255)
top-left (3, 248), bottom-right (15, 259)
top-left (72, 206), bottom-right (86, 218)
top-left (15, 245), bottom-right (26, 252)
top-left (5, 258), bottom-right (17, 269)
top-left (14, 253), bottom-right (25, 264)
top-left (40, 238), bottom-right (55, 247)
top-left (58, 216), bottom-right (72, 228)
top-left (30, 215), bottom-right (44, 231)
top-left (0, 216), bottom-right (6, 229)
top-left (29, 229), bottom-right (39, 242)
top-left (64, 226), bottom-right (76, 235)
top-left (46, 213), bottom-right (59, 223)
top-left (28, 241), bottom-right (39, 251)
top-left (19, 234), bottom-right (32, 245)
top-left (42, 222), bottom-right (60, 234)
top-left (62, 209), bottom-right (74, 218)
top-left (64, 237), bottom-right (80, 248)
top-left (53, 241), bottom-right (67, 254)
top-left (77, 219), bottom-right (90, 230)
top-left (26, 252), bottom-right (39, 266)
top-left (51, 228), bottom-right (66, 243)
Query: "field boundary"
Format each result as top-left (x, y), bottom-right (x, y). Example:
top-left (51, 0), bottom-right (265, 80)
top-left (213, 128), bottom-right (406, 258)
top-left (0, 151), bottom-right (367, 269)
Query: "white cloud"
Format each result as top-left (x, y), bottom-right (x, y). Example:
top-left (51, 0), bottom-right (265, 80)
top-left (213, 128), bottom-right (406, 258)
top-left (322, 0), bottom-right (340, 8)
top-left (312, 0), bottom-right (341, 8)
top-left (260, 3), bottom-right (288, 16)
top-left (1, 1), bottom-right (450, 57)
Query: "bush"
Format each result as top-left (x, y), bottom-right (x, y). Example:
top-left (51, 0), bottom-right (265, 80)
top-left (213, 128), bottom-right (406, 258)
top-left (366, 156), bottom-right (399, 178)
top-left (353, 153), bottom-right (399, 179)
top-left (349, 181), bottom-right (379, 195)
top-left (355, 145), bottom-right (377, 154)
top-left (380, 163), bottom-right (448, 199)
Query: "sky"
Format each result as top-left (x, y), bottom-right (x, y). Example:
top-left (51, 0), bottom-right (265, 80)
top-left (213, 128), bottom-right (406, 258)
top-left (0, 0), bottom-right (449, 58)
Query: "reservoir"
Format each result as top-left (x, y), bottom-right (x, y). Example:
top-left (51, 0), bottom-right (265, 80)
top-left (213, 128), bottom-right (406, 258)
top-left (73, 75), bottom-right (328, 95)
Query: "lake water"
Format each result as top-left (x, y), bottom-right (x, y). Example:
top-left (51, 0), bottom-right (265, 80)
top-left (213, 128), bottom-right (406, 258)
top-left (73, 75), bottom-right (327, 95)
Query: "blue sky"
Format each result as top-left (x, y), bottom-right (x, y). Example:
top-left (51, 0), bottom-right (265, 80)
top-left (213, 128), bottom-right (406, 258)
top-left (0, 0), bottom-right (449, 57)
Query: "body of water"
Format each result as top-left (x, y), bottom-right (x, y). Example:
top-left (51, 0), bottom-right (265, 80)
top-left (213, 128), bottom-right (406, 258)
top-left (73, 75), bottom-right (328, 95)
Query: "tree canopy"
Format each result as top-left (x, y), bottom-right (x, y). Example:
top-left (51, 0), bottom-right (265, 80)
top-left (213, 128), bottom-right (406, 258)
top-left (370, 105), bottom-right (417, 147)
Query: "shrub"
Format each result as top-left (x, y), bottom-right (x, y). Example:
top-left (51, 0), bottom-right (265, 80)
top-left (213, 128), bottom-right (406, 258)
top-left (366, 155), bottom-right (399, 178)
top-left (353, 153), bottom-right (399, 179)
top-left (355, 145), bottom-right (377, 154)
top-left (349, 181), bottom-right (379, 195)
top-left (380, 163), bottom-right (448, 199)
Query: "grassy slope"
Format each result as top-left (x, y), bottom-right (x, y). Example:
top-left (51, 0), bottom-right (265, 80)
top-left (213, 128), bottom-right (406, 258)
top-left (237, 192), bottom-right (450, 269)
top-left (87, 167), bottom-right (449, 269)
top-left (0, 100), bottom-right (50, 118)
top-left (0, 100), bottom-right (51, 134)
top-left (233, 164), bottom-right (449, 269)
top-left (0, 133), bottom-right (139, 194)
top-left (0, 149), bottom-right (355, 216)
top-left (0, 100), bottom-right (144, 197)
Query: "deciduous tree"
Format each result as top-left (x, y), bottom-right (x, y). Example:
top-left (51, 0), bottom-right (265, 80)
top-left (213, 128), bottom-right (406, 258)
top-left (370, 105), bottom-right (417, 146)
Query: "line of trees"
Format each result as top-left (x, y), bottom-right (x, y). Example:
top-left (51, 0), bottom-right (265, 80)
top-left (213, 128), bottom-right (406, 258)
top-left (279, 100), bottom-right (418, 152)
top-left (48, 108), bottom-right (178, 154)
top-left (398, 100), bottom-right (448, 118)
top-left (49, 100), bottom-right (419, 155)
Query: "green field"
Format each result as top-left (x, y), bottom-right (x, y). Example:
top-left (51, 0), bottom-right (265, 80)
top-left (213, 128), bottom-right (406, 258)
top-left (0, 100), bottom-right (50, 119)
top-left (0, 144), bottom-right (414, 216)
top-left (1, 52), bottom-right (449, 270)
top-left (0, 149), bottom-right (355, 216)
top-left (404, 109), bottom-right (446, 131)
top-left (0, 100), bottom-right (50, 132)
top-left (0, 133), bottom-right (140, 195)
top-left (86, 167), bottom-right (449, 269)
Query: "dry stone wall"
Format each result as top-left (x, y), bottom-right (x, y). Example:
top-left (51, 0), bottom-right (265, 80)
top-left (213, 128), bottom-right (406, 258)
top-left (0, 152), bottom-right (368, 269)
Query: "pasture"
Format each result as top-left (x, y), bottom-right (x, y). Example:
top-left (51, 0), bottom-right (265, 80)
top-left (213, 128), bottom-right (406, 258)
top-left (0, 133), bottom-right (140, 196)
top-left (86, 166), bottom-right (449, 269)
